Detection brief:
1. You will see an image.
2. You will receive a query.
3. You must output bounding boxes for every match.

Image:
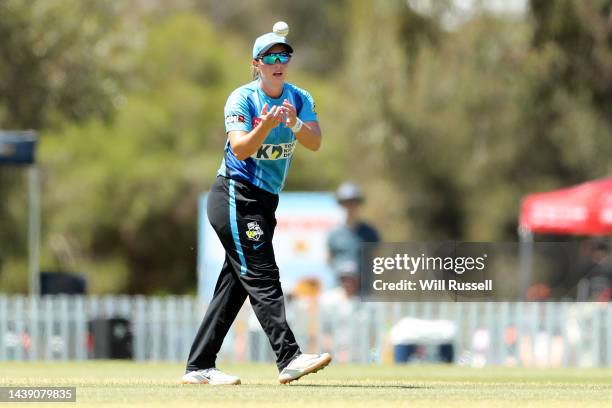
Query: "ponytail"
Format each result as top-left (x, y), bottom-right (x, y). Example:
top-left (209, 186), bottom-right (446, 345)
top-left (251, 60), bottom-right (260, 80)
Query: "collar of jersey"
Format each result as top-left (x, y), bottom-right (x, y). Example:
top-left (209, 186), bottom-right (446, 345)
top-left (256, 80), bottom-right (287, 102)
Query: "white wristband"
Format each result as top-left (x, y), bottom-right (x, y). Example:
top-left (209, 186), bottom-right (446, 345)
top-left (290, 118), bottom-right (303, 133)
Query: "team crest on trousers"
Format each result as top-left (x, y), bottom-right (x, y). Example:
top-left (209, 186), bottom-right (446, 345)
top-left (246, 221), bottom-right (264, 241)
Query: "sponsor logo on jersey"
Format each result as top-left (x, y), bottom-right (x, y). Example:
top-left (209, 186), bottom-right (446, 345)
top-left (252, 141), bottom-right (296, 160)
top-left (246, 221), bottom-right (264, 241)
top-left (226, 114), bottom-right (245, 124)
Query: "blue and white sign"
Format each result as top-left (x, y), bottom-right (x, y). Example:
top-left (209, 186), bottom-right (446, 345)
top-left (197, 192), bottom-right (343, 302)
top-left (0, 131), bottom-right (37, 165)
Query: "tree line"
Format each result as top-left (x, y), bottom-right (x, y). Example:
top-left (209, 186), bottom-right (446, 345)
top-left (1, 0), bottom-right (610, 293)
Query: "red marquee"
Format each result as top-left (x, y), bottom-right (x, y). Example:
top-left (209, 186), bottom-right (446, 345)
top-left (519, 177), bottom-right (612, 235)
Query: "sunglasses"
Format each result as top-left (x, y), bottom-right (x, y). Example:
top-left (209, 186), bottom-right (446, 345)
top-left (259, 52), bottom-right (292, 65)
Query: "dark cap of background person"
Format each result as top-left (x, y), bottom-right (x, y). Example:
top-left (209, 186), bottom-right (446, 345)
top-left (336, 182), bottom-right (365, 204)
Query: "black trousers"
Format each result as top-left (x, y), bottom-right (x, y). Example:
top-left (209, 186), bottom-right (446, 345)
top-left (186, 176), bottom-right (301, 372)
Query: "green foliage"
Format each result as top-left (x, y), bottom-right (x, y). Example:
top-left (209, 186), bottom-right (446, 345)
top-left (342, 0), bottom-right (612, 241)
top-left (40, 13), bottom-right (248, 294)
top-left (2, 1), bottom-right (612, 293)
top-left (0, 0), bottom-right (135, 289)
top-left (0, 0), bottom-right (134, 128)
top-left (197, 0), bottom-right (348, 75)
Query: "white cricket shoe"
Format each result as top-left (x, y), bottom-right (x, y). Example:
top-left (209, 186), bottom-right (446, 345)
top-left (278, 353), bottom-right (332, 384)
top-left (181, 368), bottom-right (241, 385)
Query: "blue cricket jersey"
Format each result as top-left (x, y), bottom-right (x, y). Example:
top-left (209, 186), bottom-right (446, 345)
top-left (218, 80), bottom-right (317, 194)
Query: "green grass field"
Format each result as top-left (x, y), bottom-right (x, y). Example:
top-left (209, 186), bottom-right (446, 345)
top-left (1, 362), bottom-right (611, 407)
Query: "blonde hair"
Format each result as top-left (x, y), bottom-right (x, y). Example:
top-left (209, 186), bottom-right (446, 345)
top-left (251, 60), bottom-right (260, 80)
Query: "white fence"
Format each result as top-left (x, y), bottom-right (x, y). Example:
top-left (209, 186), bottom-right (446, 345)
top-left (0, 295), bottom-right (610, 367)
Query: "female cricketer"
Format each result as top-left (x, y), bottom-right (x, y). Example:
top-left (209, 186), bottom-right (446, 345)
top-left (182, 23), bottom-right (332, 385)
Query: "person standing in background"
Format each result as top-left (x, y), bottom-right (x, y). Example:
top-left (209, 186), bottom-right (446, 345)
top-left (322, 182), bottom-right (380, 361)
top-left (327, 182), bottom-right (380, 281)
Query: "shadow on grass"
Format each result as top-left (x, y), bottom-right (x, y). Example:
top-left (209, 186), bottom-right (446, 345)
top-left (284, 384), bottom-right (429, 389)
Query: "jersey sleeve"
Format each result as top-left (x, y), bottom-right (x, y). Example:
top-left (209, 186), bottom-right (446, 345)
top-left (297, 89), bottom-right (318, 123)
top-left (224, 89), bottom-right (252, 133)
